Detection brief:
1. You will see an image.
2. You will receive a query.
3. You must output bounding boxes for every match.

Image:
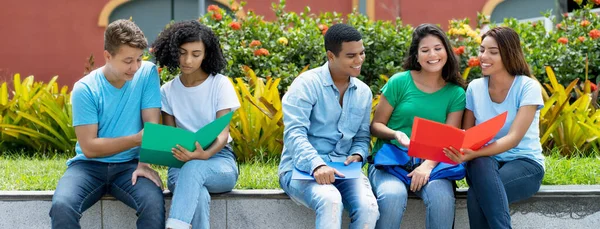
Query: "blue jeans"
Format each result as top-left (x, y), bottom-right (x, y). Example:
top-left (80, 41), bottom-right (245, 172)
top-left (279, 170), bottom-right (379, 229)
top-left (465, 157), bottom-right (544, 229)
top-left (49, 159), bottom-right (165, 229)
top-left (368, 164), bottom-right (455, 229)
top-left (166, 146), bottom-right (238, 229)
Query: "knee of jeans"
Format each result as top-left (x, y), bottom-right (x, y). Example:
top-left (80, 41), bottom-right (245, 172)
top-left (313, 187), bottom-right (342, 209)
top-left (179, 161), bottom-right (208, 181)
top-left (50, 194), bottom-right (80, 216)
top-left (356, 198), bottom-right (380, 221)
top-left (376, 183), bottom-right (408, 205)
top-left (466, 157), bottom-right (494, 174)
top-left (138, 189), bottom-right (165, 212)
top-left (180, 160), bottom-right (206, 173)
top-left (424, 192), bottom-right (455, 211)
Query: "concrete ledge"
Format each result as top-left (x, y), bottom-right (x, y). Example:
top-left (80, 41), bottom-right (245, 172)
top-left (2, 185), bottom-right (600, 228)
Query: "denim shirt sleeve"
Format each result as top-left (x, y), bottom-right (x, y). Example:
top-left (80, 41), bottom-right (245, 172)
top-left (282, 76), bottom-right (326, 174)
top-left (348, 90), bottom-right (372, 164)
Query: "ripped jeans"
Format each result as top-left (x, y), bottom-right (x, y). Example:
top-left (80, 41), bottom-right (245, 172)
top-left (279, 171), bottom-right (379, 229)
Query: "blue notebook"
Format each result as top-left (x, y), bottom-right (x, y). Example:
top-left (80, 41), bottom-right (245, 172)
top-left (291, 162), bottom-right (362, 180)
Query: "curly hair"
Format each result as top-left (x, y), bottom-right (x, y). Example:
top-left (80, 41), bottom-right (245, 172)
top-left (403, 23), bottom-right (465, 88)
top-left (151, 20), bottom-right (226, 75)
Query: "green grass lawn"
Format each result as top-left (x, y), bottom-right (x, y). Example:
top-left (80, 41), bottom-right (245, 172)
top-left (1, 153), bottom-right (599, 191)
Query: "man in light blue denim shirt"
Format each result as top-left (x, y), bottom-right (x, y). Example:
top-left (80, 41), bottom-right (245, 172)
top-left (278, 24), bottom-right (379, 229)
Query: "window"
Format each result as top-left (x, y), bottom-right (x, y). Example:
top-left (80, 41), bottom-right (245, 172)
top-left (109, 0), bottom-right (230, 44)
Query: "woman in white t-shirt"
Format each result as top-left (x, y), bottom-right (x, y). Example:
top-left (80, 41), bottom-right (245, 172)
top-left (444, 27), bottom-right (545, 228)
top-left (151, 20), bottom-right (240, 229)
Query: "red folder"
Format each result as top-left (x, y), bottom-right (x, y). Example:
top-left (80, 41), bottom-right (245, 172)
top-left (407, 112), bottom-right (508, 164)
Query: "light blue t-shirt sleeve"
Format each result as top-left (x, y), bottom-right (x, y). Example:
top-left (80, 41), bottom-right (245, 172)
top-left (518, 78), bottom-right (544, 110)
top-left (71, 82), bottom-right (98, 127)
top-left (141, 65), bottom-right (161, 110)
top-left (465, 83), bottom-right (475, 111)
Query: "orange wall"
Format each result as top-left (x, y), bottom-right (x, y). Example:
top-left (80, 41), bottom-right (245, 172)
top-left (0, 0), bottom-right (107, 89)
top-left (376, 0), bottom-right (488, 28)
top-left (0, 0), bottom-right (487, 88)
top-left (248, 0), bottom-right (488, 28)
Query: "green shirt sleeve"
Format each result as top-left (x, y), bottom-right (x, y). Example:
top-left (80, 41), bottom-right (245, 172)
top-left (449, 85), bottom-right (466, 113)
top-left (381, 72), bottom-right (407, 108)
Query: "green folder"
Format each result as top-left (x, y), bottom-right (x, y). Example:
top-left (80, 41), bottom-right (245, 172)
top-left (139, 111), bottom-right (234, 168)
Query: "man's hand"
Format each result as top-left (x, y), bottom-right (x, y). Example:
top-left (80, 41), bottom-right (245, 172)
top-left (134, 129), bottom-right (144, 146)
top-left (313, 165), bottom-right (345, 185)
top-left (344, 154), bottom-right (363, 165)
top-left (395, 131), bottom-right (410, 148)
top-left (172, 141), bottom-right (208, 162)
top-left (407, 163), bottom-right (434, 192)
top-left (132, 163), bottom-right (162, 188)
top-left (444, 147), bottom-right (476, 164)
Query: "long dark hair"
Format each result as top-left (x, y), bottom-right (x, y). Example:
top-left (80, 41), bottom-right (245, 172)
top-left (481, 27), bottom-right (531, 77)
top-left (403, 23), bottom-right (465, 87)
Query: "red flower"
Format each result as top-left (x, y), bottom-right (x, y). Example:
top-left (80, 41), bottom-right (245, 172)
top-left (207, 5), bottom-right (220, 12)
top-left (453, 46), bottom-right (465, 55)
top-left (212, 13), bottom-right (222, 21)
top-left (563, 13), bottom-right (570, 18)
top-left (595, 0), bottom-right (600, 5)
top-left (532, 22), bottom-right (537, 27)
top-left (158, 67), bottom-right (163, 74)
top-left (590, 29), bottom-right (600, 39)
top-left (229, 21), bottom-right (241, 30)
top-left (254, 48), bottom-right (270, 56)
top-left (581, 20), bottom-right (591, 27)
top-left (578, 36), bottom-right (586, 42)
top-left (557, 37), bottom-right (568, 44)
top-left (249, 40), bottom-right (261, 47)
top-left (587, 80), bottom-right (598, 92)
top-left (231, 5), bottom-right (239, 12)
top-left (318, 24), bottom-right (329, 35)
top-left (467, 57), bottom-right (480, 67)
top-left (556, 23), bottom-right (562, 29)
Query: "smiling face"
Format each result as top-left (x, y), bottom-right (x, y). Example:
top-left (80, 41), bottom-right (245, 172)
top-left (416, 35), bottom-right (447, 74)
top-left (103, 44), bottom-right (144, 82)
top-left (178, 41), bottom-right (206, 75)
top-left (327, 40), bottom-right (365, 77)
top-left (479, 36), bottom-right (507, 76)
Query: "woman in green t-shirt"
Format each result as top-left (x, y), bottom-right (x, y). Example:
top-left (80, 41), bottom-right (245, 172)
top-left (368, 23), bottom-right (466, 229)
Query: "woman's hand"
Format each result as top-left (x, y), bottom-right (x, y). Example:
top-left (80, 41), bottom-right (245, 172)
top-left (444, 147), bottom-right (476, 164)
top-left (172, 141), bottom-right (209, 162)
top-left (395, 131), bottom-right (410, 148)
top-left (407, 163), bottom-right (434, 192)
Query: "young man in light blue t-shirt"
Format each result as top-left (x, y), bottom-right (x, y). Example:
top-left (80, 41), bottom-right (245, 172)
top-left (49, 19), bottom-right (165, 229)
